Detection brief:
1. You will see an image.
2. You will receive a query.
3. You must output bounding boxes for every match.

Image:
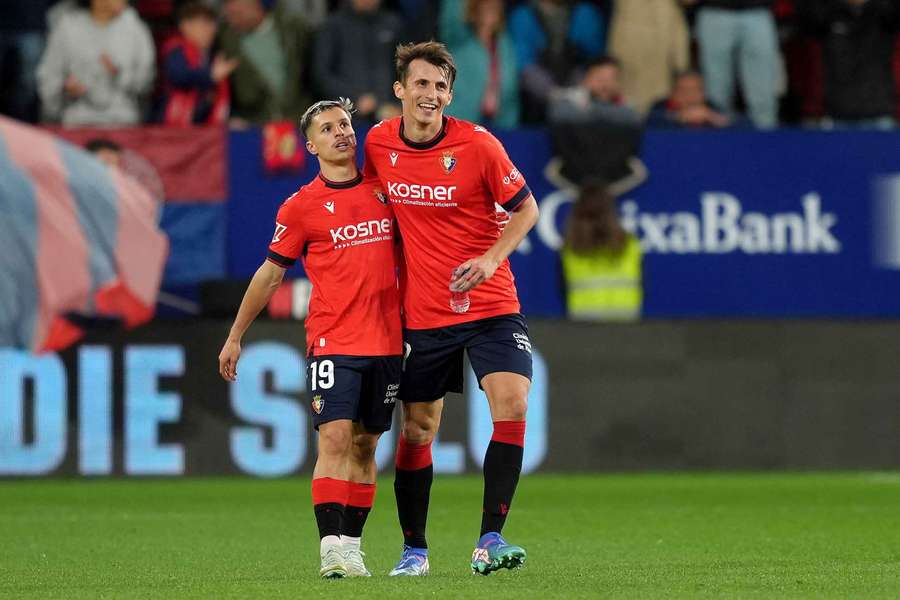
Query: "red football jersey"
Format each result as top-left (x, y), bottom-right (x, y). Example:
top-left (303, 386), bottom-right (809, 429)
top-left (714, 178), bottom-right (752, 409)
top-left (267, 172), bottom-right (402, 357)
top-left (363, 116), bottom-right (531, 329)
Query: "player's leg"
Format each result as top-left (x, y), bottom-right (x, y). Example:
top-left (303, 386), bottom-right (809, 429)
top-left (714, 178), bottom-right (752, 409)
top-left (389, 399), bottom-right (442, 576)
top-left (480, 372), bottom-right (529, 535)
top-left (342, 423), bottom-right (380, 577)
top-left (390, 331), bottom-right (463, 576)
top-left (308, 356), bottom-right (363, 579)
top-left (312, 419), bottom-right (353, 579)
top-left (466, 315), bottom-right (533, 575)
top-left (342, 355), bottom-right (400, 576)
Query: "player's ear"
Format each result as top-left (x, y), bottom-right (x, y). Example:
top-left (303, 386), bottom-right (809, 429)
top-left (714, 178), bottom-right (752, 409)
top-left (306, 139), bottom-right (317, 156)
top-left (446, 88), bottom-right (453, 106)
top-left (393, 80), bottom-right (404, 101)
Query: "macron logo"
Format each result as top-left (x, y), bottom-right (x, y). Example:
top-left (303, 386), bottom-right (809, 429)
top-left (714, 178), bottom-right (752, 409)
top-left (324, 201), bottom-right (335, 214)
top-left (390, 152), bottom-right (399, 166)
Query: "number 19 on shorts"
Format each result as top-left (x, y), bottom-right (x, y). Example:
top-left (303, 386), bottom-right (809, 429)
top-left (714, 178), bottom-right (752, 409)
top-left (309, 359), bottom-right (335, 391)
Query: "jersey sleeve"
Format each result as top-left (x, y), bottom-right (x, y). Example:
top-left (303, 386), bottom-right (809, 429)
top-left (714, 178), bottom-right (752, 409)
top-left (266, 198), bottom-right (306, 268)
top-left (479, 131), bottom-right (532, 212)
top-left (362, 126), bottom-right (381, 180)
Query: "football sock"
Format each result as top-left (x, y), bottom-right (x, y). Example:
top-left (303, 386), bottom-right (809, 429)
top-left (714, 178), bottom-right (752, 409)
top-left (481, 420), bottom-right (525, 537)
top-left (340, 535), bottom-right (360, 551)
top-left (343, 482), bottom-right (376, 539)
top-left (394, 434), bottom-right (433, 549)
top-left (312, 477), bottom-right (350, 540)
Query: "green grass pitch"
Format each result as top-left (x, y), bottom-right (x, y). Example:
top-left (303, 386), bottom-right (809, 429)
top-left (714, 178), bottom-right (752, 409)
top-left (3, 473), bottom-right (900, 598)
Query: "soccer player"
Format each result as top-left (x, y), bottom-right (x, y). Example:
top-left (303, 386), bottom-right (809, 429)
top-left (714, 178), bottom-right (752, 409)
top-left (218, 99), bottom-right (402, 579)
top-left (363, 42), bottom-right (539, 576)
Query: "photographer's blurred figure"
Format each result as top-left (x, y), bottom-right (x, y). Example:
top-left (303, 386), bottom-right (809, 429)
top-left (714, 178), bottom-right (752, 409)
top-left (562, 182), bottom-right (642, 322)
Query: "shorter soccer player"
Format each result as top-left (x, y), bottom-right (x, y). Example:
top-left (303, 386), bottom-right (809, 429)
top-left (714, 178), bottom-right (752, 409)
top-left (218, 99), bottom-right (402, 578)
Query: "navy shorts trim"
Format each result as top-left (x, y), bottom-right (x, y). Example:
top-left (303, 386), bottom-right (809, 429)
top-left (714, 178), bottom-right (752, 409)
top-left (306, 355), bottom-right (401, 432)
top-left (400, 313), bottom-right (533, 403)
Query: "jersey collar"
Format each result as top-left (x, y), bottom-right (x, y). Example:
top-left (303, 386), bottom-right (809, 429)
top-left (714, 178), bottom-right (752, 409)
top-left (318, 171), bottom-right (363, 189)
top-left (399, 117), bottom-right (448, 150)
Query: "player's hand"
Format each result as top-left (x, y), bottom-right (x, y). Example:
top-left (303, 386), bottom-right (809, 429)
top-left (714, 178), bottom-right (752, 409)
top-left (219, 338), bottom-right (241, 381)
top-left (450, 255), bottom-right (500, 292)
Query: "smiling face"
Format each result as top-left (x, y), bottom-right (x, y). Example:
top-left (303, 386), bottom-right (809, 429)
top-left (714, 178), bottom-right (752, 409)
top-left (394, 58), bottom-right (453, 131)
top-left (304, 107), bottom-right (356, 164)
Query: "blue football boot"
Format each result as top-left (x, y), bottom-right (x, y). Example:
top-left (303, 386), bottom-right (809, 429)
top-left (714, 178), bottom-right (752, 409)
top-left (388, 545), bottom-right (429, 576)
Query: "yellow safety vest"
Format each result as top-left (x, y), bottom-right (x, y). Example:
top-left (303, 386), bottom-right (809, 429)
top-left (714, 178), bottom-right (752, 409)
top-left (562, 235), bottom-right (643, 321)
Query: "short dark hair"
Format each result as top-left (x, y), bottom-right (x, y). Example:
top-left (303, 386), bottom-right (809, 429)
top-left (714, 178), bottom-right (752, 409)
top-left (84, 138), bottom-right (122, 154)
top-left (177, 1), bottom-right (218, 22)
top-left (395, 41), bottom-right (457, 90)
top-left (586, 56), bottom-right (621, 72)
top-left (299, 98), bottom-right (355, 137)
top-left (675, 69), bottom-right (704, 82)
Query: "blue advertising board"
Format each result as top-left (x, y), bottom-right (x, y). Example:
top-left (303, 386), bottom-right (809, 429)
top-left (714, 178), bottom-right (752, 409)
top-left (227, 128), bottom-right (900, 317)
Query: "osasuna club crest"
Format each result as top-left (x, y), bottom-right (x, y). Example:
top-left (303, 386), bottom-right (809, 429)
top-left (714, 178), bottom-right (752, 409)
top-left (311, 394), bottom-right (324, 414)
top-left (374, 189), bottom-right (388, 205)
top-left (441, 151), bottom-right (457, 174)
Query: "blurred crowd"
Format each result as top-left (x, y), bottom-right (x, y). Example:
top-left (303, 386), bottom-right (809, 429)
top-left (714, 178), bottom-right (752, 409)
top-left (1, 0), bottom-right (899, 130)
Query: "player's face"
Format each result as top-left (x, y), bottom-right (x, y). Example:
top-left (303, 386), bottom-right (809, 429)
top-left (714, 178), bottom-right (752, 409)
top-left (305, 107), bottom-right (356, 163)
top-left (394, 59), bottom-right (453, 128)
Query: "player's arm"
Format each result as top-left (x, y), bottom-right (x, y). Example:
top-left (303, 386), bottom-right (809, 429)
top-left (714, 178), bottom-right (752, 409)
top-left (452, 196), bottom-right (538, 292)
top-left (452, 131), bottom-right (539, 292)
top-left (218, 260), bottom-right (287, 381)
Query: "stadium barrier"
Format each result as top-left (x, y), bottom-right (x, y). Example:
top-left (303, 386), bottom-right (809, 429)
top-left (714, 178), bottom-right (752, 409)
top-left (3, 319), bottom-right (899, 477)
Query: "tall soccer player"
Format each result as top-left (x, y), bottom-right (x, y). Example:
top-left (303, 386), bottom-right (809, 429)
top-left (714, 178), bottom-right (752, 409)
top-left (363, 42), bottom-right (539, 576)
top-left (218, 99), bottom-right (402, 579)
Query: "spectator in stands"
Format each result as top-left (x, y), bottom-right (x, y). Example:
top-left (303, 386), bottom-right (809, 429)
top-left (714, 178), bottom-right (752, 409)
top-left (508, 0), bottom-right (606, 123)
top-left (690, 0), bottom-right (782, 128)
top-left (439, 0), bottom-right (519, 128)
top-left (798, 0), bottom-right (900, 129)
top-left (313, 0), bottom-right (402, 122)
top-left (160, 2), bottom-right (237, 126)
top-left (37, 0), bottom-right (155, 126)
top-left (607, 0), bottom-right (691, 116)
top-left (562, 181), bottom-right (642, 322)
top-left (85, 137), bottom-right (123, 168)
top-left (280, 0), bottom-right (329, 29)
top-left (546, 58), bottom-right (644, 194)
top-left (646, 70), bottom-right (731, 128)
top-left (0, 0), bottom-right (56, 123)
top-left (548, 56), bottom-right (640, 127)
top-left (396, 0), bottom-right (441, 42)
top-left (219, 0), bottom-right (310, 125)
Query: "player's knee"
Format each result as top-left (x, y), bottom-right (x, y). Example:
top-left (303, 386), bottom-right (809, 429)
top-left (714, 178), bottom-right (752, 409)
top-left (352, 432), bottom-right (379, 461)
top-left (318, 425), bottom-right (352, 457)
top-left (401, 419), bottom-right (436, 445)
top-left (495, 394), bottom-right (528, 421)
